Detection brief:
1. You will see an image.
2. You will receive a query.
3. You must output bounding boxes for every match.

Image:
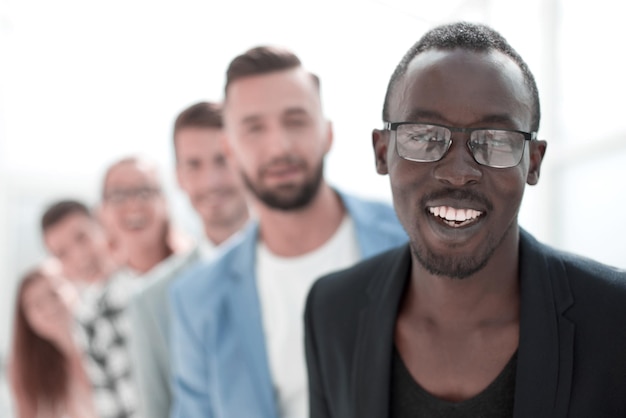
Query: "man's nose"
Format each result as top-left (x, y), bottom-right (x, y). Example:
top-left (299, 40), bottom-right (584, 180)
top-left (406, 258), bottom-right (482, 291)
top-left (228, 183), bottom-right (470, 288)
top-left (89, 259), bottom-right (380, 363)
top-left (203, 166), bottom-right (226, 188)
top-left (266, 125), bottom-right (294, 155)
top-left (432, 136), bottom-right (482, 186)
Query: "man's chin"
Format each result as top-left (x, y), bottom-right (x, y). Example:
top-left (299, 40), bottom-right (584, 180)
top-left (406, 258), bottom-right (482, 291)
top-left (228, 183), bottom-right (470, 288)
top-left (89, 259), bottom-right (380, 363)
top-left (258, 193), bottom-right (312, 211)
top-left (413, 244), bottom-right (490, 280)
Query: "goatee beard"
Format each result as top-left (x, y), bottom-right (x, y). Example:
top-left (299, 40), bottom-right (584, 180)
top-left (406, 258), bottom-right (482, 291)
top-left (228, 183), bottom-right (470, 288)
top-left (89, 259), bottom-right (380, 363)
top-left (242, 160), bottom-right (324, 211)
top-left (410, 221), bottom-right (514, 280)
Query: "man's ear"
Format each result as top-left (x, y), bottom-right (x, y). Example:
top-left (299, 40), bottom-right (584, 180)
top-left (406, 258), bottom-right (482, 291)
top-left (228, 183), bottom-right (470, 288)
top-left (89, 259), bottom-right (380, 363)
top-left (324, 120), bottom-right (334, 154)
top-left (221, 131), bottom-right (242, 172)
top-left (221, 131), bottom-right (232, 157)
top-left (527, 140), bottom-right (547, 185)
top-left (372, 129), bottom-right (390, 175)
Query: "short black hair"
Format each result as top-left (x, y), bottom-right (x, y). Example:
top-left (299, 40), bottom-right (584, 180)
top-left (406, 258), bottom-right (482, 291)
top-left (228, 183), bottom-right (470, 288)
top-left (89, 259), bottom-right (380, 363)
top-left (41, 199), bottom-right (91, 233)
top-left (382, 22), bottom-right (541, 131)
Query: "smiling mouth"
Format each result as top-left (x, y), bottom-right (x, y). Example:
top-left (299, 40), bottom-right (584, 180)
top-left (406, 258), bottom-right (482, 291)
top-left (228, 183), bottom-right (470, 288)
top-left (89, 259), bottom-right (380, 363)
top-left (428, 206), bottom-right (484, 228)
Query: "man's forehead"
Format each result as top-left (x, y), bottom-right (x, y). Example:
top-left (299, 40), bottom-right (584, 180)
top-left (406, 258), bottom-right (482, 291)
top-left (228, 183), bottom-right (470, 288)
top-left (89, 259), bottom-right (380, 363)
top-left (106, 161), bottom-right (158, 185)
top-left (226, 66), bottom-right (316, 93)
top-left (224, 68), bottom-right (320, 116)
top-left (175, 127), bottom-right (223, 148)
top-left (388, 48), bottom-right (531, 125)
top-left (176, 126), bottom-right (222, 137)
top-left (176, 133), bottom-right (225, 161)
top-left (46, 212), bottom-right (91, 235)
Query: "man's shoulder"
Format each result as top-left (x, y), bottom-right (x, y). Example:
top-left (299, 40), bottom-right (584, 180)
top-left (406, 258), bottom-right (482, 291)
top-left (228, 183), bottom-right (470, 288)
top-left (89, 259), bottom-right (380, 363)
top-left (305, 245), bottom-right (408, 353)
top-left (528, 234), bottom-right (626, 305)
top-left (552, 247), bottom-right (626, 296)
top-left (307, 245), bottom-right (407, 315)
top-left (527, 230), bottom-right (624, 281)
top-left (169, 234), bottom-right (254, 307)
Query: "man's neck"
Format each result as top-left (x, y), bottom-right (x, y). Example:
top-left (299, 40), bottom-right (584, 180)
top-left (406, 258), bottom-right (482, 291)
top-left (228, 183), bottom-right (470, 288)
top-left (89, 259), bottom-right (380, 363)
top-left (203, 214), bottom-right (249, 246)
top-left (256, 183), bottom-right (345, 257)
top-left (395, 228), bottom-right (521, 403)
top-left (409, 271), bottom-right (519, 330)
top-left (406, 231), bottom-right (520, 328)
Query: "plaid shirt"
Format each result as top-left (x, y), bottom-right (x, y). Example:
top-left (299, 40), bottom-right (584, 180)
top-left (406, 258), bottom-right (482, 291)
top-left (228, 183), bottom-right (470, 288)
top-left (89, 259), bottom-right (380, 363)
top-left (79, 270), bottom-right (140, 418)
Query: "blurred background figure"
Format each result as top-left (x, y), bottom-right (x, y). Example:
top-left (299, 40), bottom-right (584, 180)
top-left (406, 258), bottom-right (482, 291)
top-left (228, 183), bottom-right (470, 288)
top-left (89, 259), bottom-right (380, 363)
top-left (169, 46), bottom-right (408, 418)
top-left (100, 156), bottom-right (192, 274)
top-left (128, 101), bottom-right (250, 418)
top-left (74, 156), bottom-right (192, 418)
top-left (41, 199), bottom-right (118, 318)
top-left (8, 260), bottom-right (97, 418)
top-left (42, 199), bottom-right (116, 286)
top-left (173, 101), bottom-right (250, 249)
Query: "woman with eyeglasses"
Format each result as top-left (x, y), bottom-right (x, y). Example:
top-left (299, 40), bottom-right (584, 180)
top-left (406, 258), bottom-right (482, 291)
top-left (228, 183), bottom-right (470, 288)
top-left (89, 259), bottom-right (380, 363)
top-left (99, 156), bottom-right (192, 275)
top-left (8, 260), bottom-right (97, 418)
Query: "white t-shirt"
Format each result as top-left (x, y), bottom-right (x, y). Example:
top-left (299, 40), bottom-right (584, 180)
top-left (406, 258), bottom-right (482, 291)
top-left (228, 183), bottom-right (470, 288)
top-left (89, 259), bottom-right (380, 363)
top-left (256, 215), bottom-right (360, 418)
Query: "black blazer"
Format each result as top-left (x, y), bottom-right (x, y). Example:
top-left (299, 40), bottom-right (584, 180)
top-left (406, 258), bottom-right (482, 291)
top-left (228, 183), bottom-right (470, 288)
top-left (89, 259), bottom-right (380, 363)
top-left (305, 229), bottom-right (626, 418)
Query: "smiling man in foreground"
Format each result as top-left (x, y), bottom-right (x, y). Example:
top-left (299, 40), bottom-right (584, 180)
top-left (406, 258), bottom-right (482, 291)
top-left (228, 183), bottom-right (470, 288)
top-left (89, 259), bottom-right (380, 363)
top-left (305, 22), bottom-right (626, 418)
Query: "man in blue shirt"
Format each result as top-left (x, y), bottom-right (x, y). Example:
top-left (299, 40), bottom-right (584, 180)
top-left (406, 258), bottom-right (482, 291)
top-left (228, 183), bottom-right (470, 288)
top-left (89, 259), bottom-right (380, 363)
top-left (169, 46), bottom-right (407, 418)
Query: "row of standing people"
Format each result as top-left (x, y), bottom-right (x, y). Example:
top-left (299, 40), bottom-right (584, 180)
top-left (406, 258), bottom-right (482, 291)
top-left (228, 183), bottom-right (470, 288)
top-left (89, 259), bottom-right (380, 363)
top-left (9, 43), bottom-right (407, 418)
top-left (8, 100), bottom-right (253, 417)
top-left (9, 20), bottom-right (626, 418)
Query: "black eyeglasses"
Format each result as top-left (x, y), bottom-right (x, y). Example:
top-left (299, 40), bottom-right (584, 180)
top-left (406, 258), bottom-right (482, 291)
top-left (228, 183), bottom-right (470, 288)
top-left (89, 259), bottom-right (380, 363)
top-left (103, 186), bottom-right (161, 205)
top-left (384, 122), bottom-right (537, 168)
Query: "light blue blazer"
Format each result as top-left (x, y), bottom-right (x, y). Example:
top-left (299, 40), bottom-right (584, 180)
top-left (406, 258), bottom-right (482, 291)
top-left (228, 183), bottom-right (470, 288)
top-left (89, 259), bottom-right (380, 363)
top-left (169, 192), bottom-right (408, 418)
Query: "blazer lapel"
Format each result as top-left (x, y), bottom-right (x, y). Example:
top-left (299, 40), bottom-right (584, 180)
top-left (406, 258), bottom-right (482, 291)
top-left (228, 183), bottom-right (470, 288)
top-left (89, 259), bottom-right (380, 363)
top-left (514, 230), bottom-right (574, 418)
top-left (350, 230), bottom-right (575, 418)
top-left (352, 246), bottom-right (411, 418)
top-left (225, 224), bottom-right (278, 418)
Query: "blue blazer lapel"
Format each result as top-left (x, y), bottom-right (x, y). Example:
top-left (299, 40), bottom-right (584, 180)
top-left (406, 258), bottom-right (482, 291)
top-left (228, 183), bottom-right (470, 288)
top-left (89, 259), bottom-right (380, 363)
top-left (352, 246), bottom-right (411, 418)
top-left (514, 230), bottom-right (574, 418)
top-left (223, 224), bottom-right (278, 418)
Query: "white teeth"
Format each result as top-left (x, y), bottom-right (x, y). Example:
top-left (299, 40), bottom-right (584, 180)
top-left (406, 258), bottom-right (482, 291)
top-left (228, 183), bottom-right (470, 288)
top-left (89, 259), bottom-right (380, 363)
top-left (428, 206), bottom-right (483, 223)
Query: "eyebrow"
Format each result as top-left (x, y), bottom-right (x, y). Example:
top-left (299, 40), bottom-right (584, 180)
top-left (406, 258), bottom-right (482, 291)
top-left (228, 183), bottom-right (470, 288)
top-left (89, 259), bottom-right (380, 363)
top-left (240, 107), bottom-right (311, 126)
top-left (241, 115), bottom-right (263, 126)
top-left (283, 107), bottom-right (310, 117)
